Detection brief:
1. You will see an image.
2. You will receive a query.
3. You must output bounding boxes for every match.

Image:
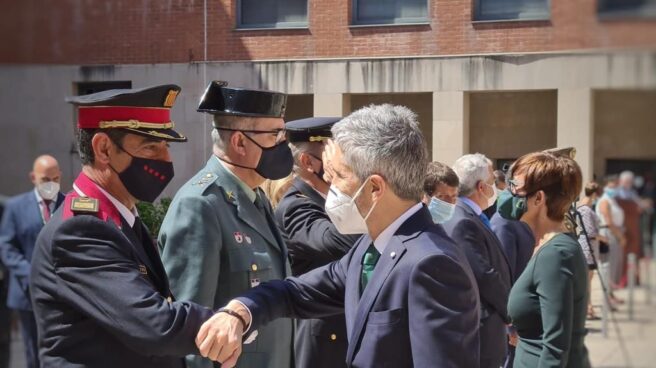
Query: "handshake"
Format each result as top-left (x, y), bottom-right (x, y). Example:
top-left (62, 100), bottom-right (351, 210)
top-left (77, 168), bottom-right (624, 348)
top-left (195, 301), bottom-right (251, 368)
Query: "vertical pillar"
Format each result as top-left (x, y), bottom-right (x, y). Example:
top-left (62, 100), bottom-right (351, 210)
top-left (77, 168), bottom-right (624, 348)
top-left (557, 89), bottom-right (594, 185)
top-left (432, 91), bottom-right (469, 165)
top-left (313, 93), bottom-right (351, 117)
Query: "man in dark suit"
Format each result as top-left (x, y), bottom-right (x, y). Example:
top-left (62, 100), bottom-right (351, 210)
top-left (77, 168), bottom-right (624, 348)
top-left (29, 85), bottom-right (216, 367)
top-left (0, 155), bottom-right (64, 368)
top-left (442, 153), bottom-right (512, 368)
top-left (195, 104), bottom-right (481, 368)
top-left (490, 212), bottom-right (535, 368)
top-left (274, 117), bottom-right (360, 368)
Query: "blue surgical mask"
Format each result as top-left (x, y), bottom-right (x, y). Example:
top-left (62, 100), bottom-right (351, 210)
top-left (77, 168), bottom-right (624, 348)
top-left (605, 188), bottom-right (618, 198)
top-left (428, 197), bottom-right (456, 224)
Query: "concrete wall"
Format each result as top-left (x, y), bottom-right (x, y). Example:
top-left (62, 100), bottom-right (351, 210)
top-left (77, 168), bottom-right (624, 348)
top-left (469, 90), bottom-right (557, 162)
top-left (593, 89), bottom-right (656, 177)
top-left (0, 51), bottom-right (655, 196)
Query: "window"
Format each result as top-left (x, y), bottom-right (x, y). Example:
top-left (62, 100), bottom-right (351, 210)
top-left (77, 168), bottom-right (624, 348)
top-left (352, 0), bottom-right (429, 26)
top-left (598, 0), bottom-right (656, 18)
top-left (237, 0), bottom-right (308, 29)
top-left (474, 0), bottom-right (550, 22)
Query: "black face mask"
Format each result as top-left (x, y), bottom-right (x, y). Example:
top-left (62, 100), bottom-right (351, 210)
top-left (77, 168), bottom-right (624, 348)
top-left (308, 153), bottom-right (326, 183)
top-left (219, 133), bottom-right (293, 180)
top-left (109, 142), bottom-right (174, 203)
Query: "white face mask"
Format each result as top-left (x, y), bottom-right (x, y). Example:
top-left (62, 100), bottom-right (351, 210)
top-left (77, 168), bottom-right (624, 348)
top-left (483, 182), bottom-right (498, 209)
top-left (37, 181), bottom-right (60, 201)
top-left (325, 178), bottom-right (376, 235)
top-left (428, 197), bottom-right (456, 224)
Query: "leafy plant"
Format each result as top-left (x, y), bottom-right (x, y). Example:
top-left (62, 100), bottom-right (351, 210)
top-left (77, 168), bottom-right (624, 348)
top-left (136, 197), bottom-right (172, 238)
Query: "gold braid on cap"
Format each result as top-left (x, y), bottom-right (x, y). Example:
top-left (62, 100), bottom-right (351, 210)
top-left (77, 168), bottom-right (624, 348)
top-left (98, 120), bottom-right (175, 129)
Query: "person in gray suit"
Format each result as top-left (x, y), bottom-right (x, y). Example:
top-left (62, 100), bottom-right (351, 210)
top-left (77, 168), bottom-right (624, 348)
top-left (442, 153), bottom-right (512, 368)
top-left (158, 81), bottom-right (294, 368)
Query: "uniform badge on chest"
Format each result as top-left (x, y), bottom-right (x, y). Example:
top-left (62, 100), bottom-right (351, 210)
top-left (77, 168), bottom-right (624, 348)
top-left (234, 232), bottom-right (244, 244)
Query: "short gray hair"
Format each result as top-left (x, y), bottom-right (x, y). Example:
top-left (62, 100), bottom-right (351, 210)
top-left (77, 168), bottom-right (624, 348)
top-left (290, 141), bottom-right (320, 173)
top-left (452, 153), bottom-right (492, 197)
top-left (211, 115), bottom-right (255, 153)
top-left (332, 104), bottom-right (428, 201)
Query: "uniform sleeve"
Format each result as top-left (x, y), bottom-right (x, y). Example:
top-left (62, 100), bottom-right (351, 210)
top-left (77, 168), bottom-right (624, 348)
top-left (281, 197), bottom-right (360, 265)
top-left (534, 245), bottom-right (576, 367)
top-left (449, 218), bottom-right (510, 321)
top-left (158, 194), bottom-right (222, 308)
top-left (408, 253), bottom-right (480, 368)
top-left (236, 240), bottom-right (357, 328)
top-left (51, 216), bottom-right (214, 357)
top-left (0, 201), bottom-right (31, 279)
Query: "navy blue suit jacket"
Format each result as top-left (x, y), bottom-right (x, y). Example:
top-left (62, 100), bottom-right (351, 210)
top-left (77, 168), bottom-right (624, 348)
top-left (490, 213), bottom-right (535, 283)
top-left (30, 196), bottom-right (213, 367)
top-left (442, 199), bottom-right (512, 368)
top-left (237, 206), bottom-right (481, 368)
top-left (0, 190), bottom-right (63, 310)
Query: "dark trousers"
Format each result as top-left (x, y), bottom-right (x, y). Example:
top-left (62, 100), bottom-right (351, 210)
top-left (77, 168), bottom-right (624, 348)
top-left (18, 310), bottom-right (39, 368)
top-left (504, 345), bottom-right (516, 368)
top-left (0, 277), bottom-right (9, 368)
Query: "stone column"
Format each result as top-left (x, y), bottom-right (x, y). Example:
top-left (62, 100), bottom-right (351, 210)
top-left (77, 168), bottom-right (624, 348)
top-left (557, 89), bottom-right (594, 185)
top-left (313, 93), bottom-right (351, 117)
top-left (432, 91), bottom-right (469, 165)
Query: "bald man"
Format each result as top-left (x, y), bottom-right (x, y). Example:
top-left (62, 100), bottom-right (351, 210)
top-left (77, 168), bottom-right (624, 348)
top-left (0, 155), bottom-right (64, 368)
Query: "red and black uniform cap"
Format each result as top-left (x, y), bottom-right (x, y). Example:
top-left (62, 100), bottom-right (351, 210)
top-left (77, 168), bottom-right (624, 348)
top-left (197, 81), bottom-right (287, 118)
top-left (66, 84), bottom-right (187, 142)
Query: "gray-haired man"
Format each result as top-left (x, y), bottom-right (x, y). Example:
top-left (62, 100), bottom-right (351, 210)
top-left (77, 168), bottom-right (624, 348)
top-left (195, 104), bottom-right (481, 368)
top-left (442, 153), bottom-right (512, 368)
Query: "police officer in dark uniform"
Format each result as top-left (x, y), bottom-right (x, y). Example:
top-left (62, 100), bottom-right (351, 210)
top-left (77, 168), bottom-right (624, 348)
top-left (29, 85), bottom-right (216, 368)
top-left (273, 117), bottom-right (360, 368)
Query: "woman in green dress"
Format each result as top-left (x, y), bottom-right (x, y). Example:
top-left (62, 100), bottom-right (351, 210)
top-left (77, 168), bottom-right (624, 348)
top-left (498, 151), bottom-right (591, 368)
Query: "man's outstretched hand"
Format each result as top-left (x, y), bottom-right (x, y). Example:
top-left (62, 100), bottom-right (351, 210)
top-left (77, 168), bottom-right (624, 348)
top-left (196, 301), bottom-right (251, 367)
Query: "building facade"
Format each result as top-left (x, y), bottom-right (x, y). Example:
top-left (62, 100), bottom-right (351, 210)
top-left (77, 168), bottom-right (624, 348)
top-left (1, 0), bottom-right (655, 195)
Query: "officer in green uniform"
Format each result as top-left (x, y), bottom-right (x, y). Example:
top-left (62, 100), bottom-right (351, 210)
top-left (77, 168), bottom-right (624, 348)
top-left (158, 81), bottom-right (294, 368)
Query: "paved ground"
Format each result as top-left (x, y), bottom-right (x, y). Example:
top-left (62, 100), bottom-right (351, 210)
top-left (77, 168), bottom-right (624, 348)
top-left (7, 261), bottom-right (656, 368)
top-left (586, 260), bottom-right (656, 368)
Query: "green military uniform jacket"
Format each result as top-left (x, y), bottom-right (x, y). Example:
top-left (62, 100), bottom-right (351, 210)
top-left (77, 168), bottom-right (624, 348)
top-left (159, 156), bottom-right (293, 368)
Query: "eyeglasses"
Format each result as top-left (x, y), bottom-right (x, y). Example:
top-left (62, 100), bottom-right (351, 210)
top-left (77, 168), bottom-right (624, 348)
top-left (215, 127), bottom-right (287, 145)
top-left (507, 179), bottom-right (524, 192)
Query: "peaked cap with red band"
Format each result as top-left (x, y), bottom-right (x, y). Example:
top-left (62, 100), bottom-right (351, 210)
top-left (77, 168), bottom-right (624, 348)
top-left (66, 84), bottom-right (187, 142)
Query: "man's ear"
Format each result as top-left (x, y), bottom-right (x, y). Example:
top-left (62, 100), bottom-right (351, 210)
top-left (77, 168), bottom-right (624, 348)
top-left (91, 133), bottom-right (113, 165)
top-left (299, 152), bottom-right (314, 173)
top-left (369, 174), bottom-right (386, 202)
top-left (29, 171), bottom-right (36, 185)
top-left (230, 131), bottom-right (247, 156)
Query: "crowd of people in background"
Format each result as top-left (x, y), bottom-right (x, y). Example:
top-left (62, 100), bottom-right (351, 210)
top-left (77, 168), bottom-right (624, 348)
top-left (0, 81), bottom-right (654, 368)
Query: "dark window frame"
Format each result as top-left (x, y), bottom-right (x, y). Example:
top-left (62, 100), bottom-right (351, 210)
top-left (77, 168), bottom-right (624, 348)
top-left (351, 0), bottom-right (430, 26)
top-left (597, 0), bottom-right (656, 20)
top-left (472, 0), bottom-right (551, 22)
top-left (236, 0), bottom-right (309, 30)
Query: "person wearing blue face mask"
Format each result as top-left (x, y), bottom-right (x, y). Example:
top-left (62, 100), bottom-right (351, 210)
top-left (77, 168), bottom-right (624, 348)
top-left (422, 161), bottom-right (459, 224)
top-left (596, 175), bottom-right (626, 300)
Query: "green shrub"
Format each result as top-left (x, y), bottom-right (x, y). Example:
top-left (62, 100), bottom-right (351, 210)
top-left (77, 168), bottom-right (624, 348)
top-left (136, 197), bottom-right (172, 238)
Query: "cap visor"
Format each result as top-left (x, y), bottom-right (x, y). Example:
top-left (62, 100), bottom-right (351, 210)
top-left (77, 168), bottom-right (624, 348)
top-left (122, 127), bottom-right (188, 142)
